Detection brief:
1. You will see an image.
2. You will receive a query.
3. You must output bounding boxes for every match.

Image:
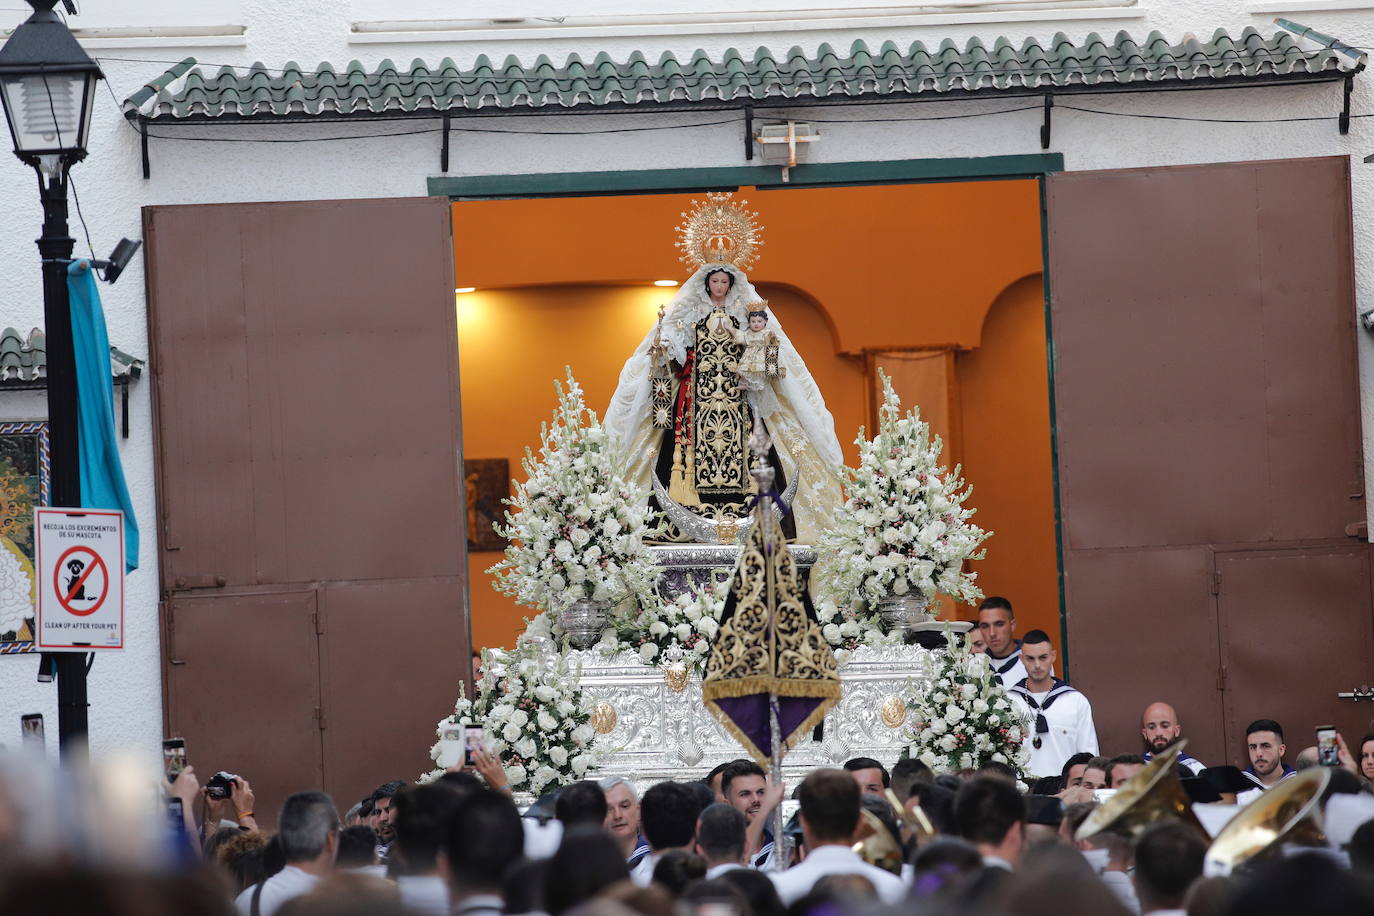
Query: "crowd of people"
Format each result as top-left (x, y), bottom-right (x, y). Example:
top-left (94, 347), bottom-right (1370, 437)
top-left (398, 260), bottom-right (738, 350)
top-left (4, 597), bottom-right (1374, 915)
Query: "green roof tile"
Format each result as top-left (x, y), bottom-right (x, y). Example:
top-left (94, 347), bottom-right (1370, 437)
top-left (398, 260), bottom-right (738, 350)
top-left (122, 27), bottom-right (1363, 122)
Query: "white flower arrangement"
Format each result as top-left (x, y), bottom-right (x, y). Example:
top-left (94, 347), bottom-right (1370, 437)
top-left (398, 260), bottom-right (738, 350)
top-left (488, 369), bottom-right (660, 637)
top-left (597, 578), bottom-right (726, 669)
top-left (425, 619), bottom-right (599, 795)
top-left (818, 370), bottom-right (990, 617)
top-left (812, 595), bottom-right (898, 666)
top-left (901, 628), bottom-right (1031, 775)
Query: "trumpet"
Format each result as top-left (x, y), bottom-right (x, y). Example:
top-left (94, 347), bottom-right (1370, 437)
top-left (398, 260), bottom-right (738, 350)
top-left (1203, 766), bottom-right (1330, 877)
top-left (1076, 740), bottom-right (1209, 842)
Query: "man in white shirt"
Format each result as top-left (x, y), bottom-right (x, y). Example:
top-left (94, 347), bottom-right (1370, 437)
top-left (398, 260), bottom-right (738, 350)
top-left (1140, 702), bottom-right (1206, 775)
top-left (770, 769), bottom-right (906, 905)
top-left (1006, 630), bottom-right (1099, 779)
top-left (978, 597), bottom-right (1026, 687)
top-left (235, 791), bottom-right (339, 916)
top-left (694, 802), bottom-right (748, 879)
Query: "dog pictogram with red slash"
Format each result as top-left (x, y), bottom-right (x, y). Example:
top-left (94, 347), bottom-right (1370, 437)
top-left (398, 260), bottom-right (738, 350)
top-left (52, 545), bottom-right (108, 617)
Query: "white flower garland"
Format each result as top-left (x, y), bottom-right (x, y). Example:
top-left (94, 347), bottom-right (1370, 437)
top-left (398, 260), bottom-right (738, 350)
top-left (901, 629), bottom-right (1031, 775)
top-left (487, 370), bottom-right (659, 635)
top-left (425, 618), bottom-right (599, 795)
top-left (818, 370), bottom-right (990, 616)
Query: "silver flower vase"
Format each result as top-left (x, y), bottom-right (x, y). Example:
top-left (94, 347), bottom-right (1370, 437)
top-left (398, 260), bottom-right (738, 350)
top-left (877, 593), bottom-right (932, 637)
top-left (558, 597), bottom-right (610, 649)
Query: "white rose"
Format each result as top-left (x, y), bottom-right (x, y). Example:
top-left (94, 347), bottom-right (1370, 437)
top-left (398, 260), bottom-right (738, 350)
top-left (988, 714), bottom-right (1001, 726)
top-left (938, 734), bottom-right (957, 752)
top-left (557, 701), bottom-right (575, 717)
top-left (603, 517), bottom-right (622, 539)
top-left (823, 624), bottom-right (842, 643)
top-left (929, 718), bottom-right (948, 735)
top-left (696, 618), bottom-right (718, 639)
top-left (505, 764), bottom-right (528, 787)
top-left (674, 623), bottom-right (692, 641)
top-left (839, 621), bottom-right (859, 638)
top-left (515, 737), bottom-right (537, 758)
top-left (649, 621), bottom-right (669, 637)
top-left (571, 723), bottom-right (595, 745)
top-left (534, 686), bottom-right (557, 702)
top-left (961, 684), bottom-right (977, 700)
top-left (972, 699), bottom-right (989, 714)
top-left (569, 527), bottom-right (591, 548)
top-left (571, 754), bottom-right (591, 776)
top-left (992, 752), bottom-right (1007, 764)
top-left (882, 506), bottom-right (900, 523)
top-left (502, 721), bottom-right (521, 742)
top-left (892, 576), bottom-right (909, 595)
top-left (945, 705), bottom-right (965, 723)
top-left (919, 750), bottom-right (938, 768)
top-left (834, 648), bottom-right (852, 666)
top-left (538, 710), bottom-right (559, 731)
top-left (639, 643), bottom-right (659, 661)
top-left (549, 745), bottom-right (569, 766)
top-left (510, 709), bottom-right (530, 728)
top-left (554, 540), bottom-right (574, 561)
top-left (571, 504), bottom-right (593, 522)
top-left (489, 703), bottom-right (514, 722)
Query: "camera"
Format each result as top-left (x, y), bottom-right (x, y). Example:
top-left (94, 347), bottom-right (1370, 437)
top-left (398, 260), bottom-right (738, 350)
top-left (206, 771), bottom-right (239, 800)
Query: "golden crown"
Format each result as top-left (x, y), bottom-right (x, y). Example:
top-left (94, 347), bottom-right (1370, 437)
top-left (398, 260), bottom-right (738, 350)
top-left (674, 192), bottom-right (764, 272)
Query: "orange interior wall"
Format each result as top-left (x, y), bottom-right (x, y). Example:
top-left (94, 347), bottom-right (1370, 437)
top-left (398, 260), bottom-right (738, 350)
top-left (453, 181), bottom-right (1052, 652)
top-left (956, 274), bottom-right (1061, 651)
top-left (453, 181), bottom-right (1043, 353)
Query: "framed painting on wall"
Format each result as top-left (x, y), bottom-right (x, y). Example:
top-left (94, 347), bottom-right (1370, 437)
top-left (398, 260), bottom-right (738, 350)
top-left (0, 421), bottom-right (47, 655)
top-left (464, 458), bottom-right (510, 551)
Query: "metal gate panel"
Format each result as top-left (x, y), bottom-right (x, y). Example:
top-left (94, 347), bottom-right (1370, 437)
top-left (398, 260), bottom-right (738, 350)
top-left (1058, 546), bottom-right (1224, 764)
top-left (317, 577), bottom-right (467, 807)
top-left (147, 196), bottom-right (468, 808)
top-left (1216, 546), bottom-right (1374, 765)
top-left (1047, 157), bottom-right (1364, 758)
top-left (165, 591), bottom-right (322, 827)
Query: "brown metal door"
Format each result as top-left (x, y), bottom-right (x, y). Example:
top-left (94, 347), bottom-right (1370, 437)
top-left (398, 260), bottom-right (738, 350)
top-left (1216, 546), bottom-right (1374, 766)
top-left (146, 197), bottom-right (468, 813)
top-left (1046, 156), bottom-right (1365, 764)
top-left (165, 590), bottom-right (323, 827)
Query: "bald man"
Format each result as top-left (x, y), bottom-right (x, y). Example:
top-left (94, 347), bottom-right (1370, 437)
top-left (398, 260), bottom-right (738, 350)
top-left (1140, 702), bottom-right (1206, 775)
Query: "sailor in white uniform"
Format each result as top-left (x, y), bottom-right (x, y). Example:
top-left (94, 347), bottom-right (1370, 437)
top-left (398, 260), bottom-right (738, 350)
top-left (1006, 630), bottom-right (1099, 779)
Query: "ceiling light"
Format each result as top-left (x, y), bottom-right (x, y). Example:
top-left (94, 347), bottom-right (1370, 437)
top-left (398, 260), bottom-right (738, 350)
top-left (455, 287), bottom-right (476, 293)
top-left (653, 280), bottom-right (679, 287)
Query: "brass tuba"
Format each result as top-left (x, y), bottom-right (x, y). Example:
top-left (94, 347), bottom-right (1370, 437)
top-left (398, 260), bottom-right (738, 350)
top-left (852, 809), bottom-right (905, 875)
top-left (1202, 766), bottom-right (1330, 877)
top-left (1075, 741), bottom-right (1210, 842)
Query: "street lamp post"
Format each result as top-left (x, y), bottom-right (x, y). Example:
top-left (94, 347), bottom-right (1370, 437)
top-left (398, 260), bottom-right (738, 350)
top-left (0, 0), bottom-right (103, 757)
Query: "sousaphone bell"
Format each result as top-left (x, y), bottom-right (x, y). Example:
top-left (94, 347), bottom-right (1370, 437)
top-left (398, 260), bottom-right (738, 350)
top-left (1202, 765), bottom-right (1330, 877)
top-left (1075, 741), bottom-right (1210, 842)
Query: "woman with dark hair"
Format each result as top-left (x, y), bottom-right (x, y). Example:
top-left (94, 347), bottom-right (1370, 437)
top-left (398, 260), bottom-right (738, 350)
top-left (543, 827), bottom-right (630, 916)
top-left (1359, 732), bottom-right (1374, 784)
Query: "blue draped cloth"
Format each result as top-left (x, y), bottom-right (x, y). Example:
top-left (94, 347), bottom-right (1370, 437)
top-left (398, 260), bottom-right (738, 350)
top-left (67, 260), bottom-right (138, 571)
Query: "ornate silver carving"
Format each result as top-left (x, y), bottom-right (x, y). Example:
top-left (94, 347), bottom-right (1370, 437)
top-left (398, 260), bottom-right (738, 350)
top-left (650, 465), bottom-right (801, 546)
top-left (578, 644), bottom-right (934, 795)
top-left (650, 543), bottom-right (815, 602)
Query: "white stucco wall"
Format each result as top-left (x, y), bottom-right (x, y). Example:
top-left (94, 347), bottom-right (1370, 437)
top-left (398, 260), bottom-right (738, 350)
top-left (0, 0), bottom-right (1370, 760)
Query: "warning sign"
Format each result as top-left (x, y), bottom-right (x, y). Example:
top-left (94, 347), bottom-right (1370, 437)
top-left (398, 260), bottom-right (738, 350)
top-left (36, 508), bottom-right (124, 651)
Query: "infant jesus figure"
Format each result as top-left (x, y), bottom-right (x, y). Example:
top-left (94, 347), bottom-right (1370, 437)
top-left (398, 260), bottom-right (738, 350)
top-left (735, 305), bottom-right (786, 382)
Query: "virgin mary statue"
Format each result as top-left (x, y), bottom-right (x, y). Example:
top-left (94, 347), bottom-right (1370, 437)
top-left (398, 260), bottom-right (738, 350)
top-left (604, 193), bottom-right (844, 544)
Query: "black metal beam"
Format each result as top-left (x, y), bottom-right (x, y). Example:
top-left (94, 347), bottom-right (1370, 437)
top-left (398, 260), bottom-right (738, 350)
top-left (1040, 95), bottom-right (1054, 150)
top-left (744, 103), bottom-right (754, 161)
top-left (441, 113), bottom-right (451, 171)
